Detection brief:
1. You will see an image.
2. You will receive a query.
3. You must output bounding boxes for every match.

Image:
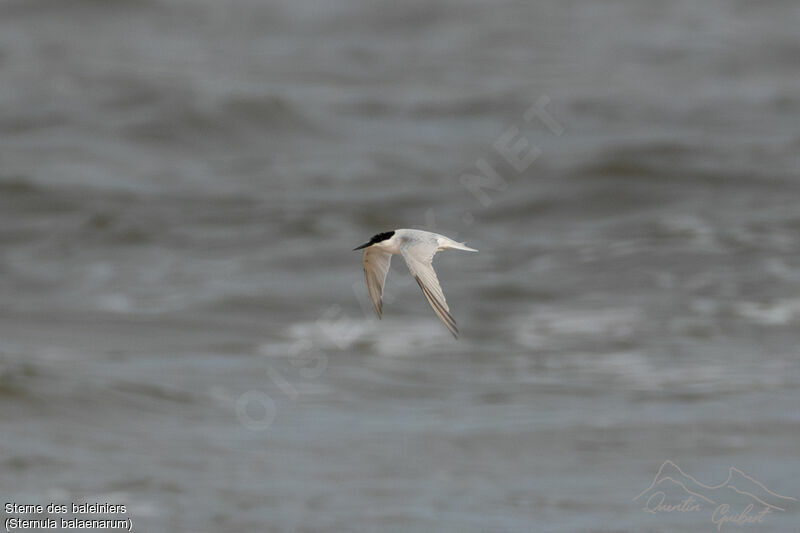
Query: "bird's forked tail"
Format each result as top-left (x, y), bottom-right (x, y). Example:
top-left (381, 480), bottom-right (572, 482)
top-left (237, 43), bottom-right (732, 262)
top-left (442, 239), bottom-right (478, 252)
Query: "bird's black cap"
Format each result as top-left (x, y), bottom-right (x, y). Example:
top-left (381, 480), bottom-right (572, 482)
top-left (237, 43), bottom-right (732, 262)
top-left (353, 230), bottom-right (395, 251)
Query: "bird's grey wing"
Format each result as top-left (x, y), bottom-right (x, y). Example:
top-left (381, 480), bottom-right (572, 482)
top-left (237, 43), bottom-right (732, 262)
top-left (362, 247), bottom-right (393, 318)
top-left (400, 241), bottom-right (458, 338)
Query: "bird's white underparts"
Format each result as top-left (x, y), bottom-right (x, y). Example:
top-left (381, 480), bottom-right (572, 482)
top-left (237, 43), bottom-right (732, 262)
top-left (353, 229), bottom-right (478, 338)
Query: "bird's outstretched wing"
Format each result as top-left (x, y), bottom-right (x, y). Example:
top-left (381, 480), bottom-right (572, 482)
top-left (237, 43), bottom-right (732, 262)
top-left (400, 241), bottom-right (458, 338)
top-left (362, 247), bottom-right (392, 318)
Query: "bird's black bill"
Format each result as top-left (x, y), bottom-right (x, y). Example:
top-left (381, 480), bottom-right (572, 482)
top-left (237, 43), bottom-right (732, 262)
top-left (353, 242), bottom-right (371, 251)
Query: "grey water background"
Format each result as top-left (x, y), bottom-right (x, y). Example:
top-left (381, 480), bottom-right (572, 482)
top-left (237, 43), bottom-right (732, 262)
top-left (1, 0), bottom-right (799, 531)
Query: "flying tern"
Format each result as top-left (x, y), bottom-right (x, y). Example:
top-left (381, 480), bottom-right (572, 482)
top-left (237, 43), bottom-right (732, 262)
top-left (353, 229), bottom-right (478, 338)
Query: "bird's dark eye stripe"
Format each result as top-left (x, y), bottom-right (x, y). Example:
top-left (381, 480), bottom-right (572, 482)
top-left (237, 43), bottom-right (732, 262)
top-left (369, 231), bottom-right (395, 244)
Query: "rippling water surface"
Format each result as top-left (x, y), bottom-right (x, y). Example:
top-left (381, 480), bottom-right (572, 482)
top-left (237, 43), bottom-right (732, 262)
top-left (1, 0), bottom-right (799, 531)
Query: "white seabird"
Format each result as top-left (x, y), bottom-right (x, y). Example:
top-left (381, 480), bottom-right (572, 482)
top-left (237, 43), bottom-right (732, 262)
top-left (354, 229), bottom-right (478, 338)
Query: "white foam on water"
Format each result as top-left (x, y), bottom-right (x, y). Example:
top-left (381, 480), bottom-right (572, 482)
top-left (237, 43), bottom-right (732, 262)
top-left (735, 298), bottom-right (800, 326)
top-left (514, 305), bottom-right (642, 350)
top-left (655, 213), bottom-right (717, 247)
top-left (371, 320), bottom-right (458, 358)
top-left (574, 350), bottom-right (797, 394)
top-left (282, 314), bottom-right (372, 353)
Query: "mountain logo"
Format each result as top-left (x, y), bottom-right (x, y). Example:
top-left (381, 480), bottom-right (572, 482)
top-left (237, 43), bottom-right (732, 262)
top-left (634, 460), bottom-right (797, 530)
